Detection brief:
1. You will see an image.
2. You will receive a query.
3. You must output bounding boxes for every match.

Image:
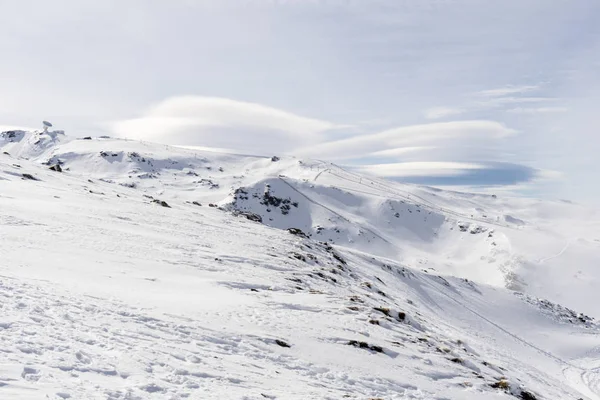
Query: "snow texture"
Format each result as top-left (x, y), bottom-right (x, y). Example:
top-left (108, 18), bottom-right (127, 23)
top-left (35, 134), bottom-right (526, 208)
top-left (1, 129), bottom-right (599, 399)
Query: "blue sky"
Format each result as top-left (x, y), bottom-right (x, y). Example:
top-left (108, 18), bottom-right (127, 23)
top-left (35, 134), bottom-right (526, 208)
top-left (1, 0), bottom-right (599, 202)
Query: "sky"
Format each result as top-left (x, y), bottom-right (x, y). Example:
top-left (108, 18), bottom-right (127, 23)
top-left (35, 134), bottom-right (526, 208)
top-left (1, 0), bottom-right (599, 203)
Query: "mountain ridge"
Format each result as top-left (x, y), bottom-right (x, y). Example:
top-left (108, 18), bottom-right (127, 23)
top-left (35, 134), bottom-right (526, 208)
top-left (1, 128), bottom-right (599, 399)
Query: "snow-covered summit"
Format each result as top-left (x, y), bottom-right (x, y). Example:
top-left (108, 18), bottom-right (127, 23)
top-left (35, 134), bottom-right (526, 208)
top-left (1, 129), bottom-right (599, 399)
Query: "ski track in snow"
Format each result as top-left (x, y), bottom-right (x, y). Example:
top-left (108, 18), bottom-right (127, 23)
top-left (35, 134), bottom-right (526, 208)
top-left (563, 363), bottom-right (600, 400)
top-left (538, 239), bottom-right (572, 264)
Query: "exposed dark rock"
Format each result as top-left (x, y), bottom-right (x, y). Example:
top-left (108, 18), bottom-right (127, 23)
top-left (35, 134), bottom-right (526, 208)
top-left (152, 199), bottom-right (171, 208)
top-left (437, 276), bottom-right (451, 287)
top-left (1, 130), bottom-right (24, 142)
top-left (82, 136), bottom-right (92, 140)
top-left (192, 201), bottom-right (202, 206)
top-left (49, 164), bottom-right (63, 172)
top-left (347, 340), bottom-right (383, 353)
top-left (374, 307), bottom-right (391, 317)
top-left (234, 211), bottom-right (262, 223)
top-left (197, 178), bottom-right (219, 189)
top-left (271, 156), bottom-right (280, 162)
top-left (22, 173), bottom-right (38, 181)
top-left (491, 380), bottom-right (509, 390)
top-left (515, 292), bottom-right (596, 327)
top-left (520, 391), bottom-right (537, 400)
top-left (233, 187), bottom-right (249, 201)
top-left (349, 296), bottom-right (363, 303)
top-left (275, 340), bottom-right (290, 348)
top-left (287, 228), bottom-right (308, 238)
top-left (470, 226), bottom-right (487, 234)
top-left (260, 188), bottom-right (294, 215)
top-left (290, 252), bottom-right (306, 262)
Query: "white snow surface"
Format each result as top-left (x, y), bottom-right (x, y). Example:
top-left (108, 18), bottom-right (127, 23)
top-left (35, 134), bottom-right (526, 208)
top-left (1, 129), bottom-right (599, 399)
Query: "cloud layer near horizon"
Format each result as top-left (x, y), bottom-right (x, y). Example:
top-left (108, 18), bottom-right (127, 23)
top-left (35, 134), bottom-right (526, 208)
top-left (112, 96), bottom-right (345, 152)
top-left (110, 94), bottom-right (556, 190)
top-left (2, 0), bottom-right (597, 200)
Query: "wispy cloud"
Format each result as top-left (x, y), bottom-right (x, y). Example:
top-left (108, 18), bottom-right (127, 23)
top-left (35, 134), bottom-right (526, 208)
top-left (299, 120), bottom-right (516, 160)
top-left (112, 96), bottom-right (346, 153)
top-left (507, 107), bottom-right (568, 114)
top-left (1, 0), bottom-right (597, 200)
top-left (357, 162), bottom-right (485, 178)
top-left (477, 85), bottom-right (540, 97)
top-left (368, 146), bottom-right (436, 158)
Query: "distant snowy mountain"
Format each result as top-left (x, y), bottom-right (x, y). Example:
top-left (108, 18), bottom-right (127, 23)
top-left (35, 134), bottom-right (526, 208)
top-left (1, 129), bottom-right (599, 399)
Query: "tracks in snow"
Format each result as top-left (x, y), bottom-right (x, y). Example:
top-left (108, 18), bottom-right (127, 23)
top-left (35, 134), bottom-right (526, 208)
top-left (278, 176), bottom-right (393, 245)
top-left (563, 364), bottom-right (600, 400)
top-left (538, 239), bottom-right (572, 264)
top-left (315, 162), bottom-right (515, 230)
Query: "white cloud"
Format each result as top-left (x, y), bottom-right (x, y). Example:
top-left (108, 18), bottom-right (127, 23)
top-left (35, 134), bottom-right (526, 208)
top-left (299, 120), bottom-right (516, 160)
top-left (424, 107), bottom-right (464, 120)
top-left (356, 162), bottom-right (484, 177)
top-left (112, 96), bottom-right (344, 153)
top-left (534, 169), bottom-right (564, 180)
top-left (507, 107), bottom-right (568, 114)
top-left (368, 146), bottom-right (436, 158)
top-left (477, 85), bottom-right (540, 97)
top-left (0, 1), bottom-right (591, 199)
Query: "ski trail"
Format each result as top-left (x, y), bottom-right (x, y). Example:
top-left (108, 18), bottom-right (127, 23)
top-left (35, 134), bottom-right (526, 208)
top-left (278, 176), bottom-right (392, 245)
top-left (563, 364), bottom-right (600, 400)
top-left (539, 239), bottom-right (572, 264)
top-left (321, 164), bottom-right (514, 229)
top-left (420, 274), bottom-right (576, 367)
top-left (422, 273), bottom-right (600, 400)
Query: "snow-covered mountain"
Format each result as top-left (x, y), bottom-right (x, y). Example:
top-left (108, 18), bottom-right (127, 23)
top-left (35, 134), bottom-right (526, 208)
top-left (1, 128), bottom-right (599, 399)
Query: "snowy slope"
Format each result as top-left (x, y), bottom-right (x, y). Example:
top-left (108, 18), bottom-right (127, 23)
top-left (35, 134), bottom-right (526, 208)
top-left (1, 129), bottom-right (600, 400)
